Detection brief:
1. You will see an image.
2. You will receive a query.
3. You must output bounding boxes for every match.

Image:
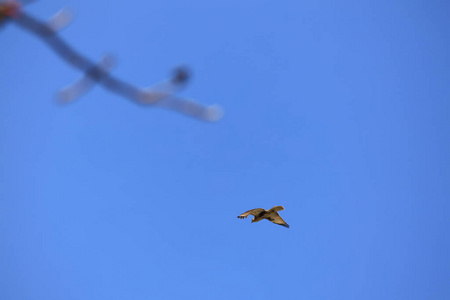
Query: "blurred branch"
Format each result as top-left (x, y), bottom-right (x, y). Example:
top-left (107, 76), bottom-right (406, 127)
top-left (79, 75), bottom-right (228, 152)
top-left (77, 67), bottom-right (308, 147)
top-left (0, 1), bottom-right (223, 121)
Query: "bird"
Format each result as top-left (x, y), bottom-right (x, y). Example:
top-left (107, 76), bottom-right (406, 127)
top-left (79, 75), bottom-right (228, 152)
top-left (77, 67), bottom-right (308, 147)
top-left (237, 206), bottom-right (289, 228)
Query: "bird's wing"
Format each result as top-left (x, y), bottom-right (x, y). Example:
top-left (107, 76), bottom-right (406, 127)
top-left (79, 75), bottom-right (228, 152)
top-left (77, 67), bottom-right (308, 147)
top-left (267, 206), bottom-right (285, 213)
top-left (266, 212), bottom-right (289, 228)
top-left (237, 208), bottom-right (265, 219)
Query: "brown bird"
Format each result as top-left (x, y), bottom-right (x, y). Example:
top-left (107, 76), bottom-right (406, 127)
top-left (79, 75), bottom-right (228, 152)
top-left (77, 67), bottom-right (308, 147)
top-left (237, 206), bottom-right (289, 228)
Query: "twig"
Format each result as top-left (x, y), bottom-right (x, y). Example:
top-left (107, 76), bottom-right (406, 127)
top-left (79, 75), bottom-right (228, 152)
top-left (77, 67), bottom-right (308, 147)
top-left (1, 1), bottom-right (223, 121)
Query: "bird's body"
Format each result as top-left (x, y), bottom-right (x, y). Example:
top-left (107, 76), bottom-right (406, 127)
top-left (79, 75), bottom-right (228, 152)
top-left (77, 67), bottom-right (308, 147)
top-left (237, 206), bottom-right (289, 228)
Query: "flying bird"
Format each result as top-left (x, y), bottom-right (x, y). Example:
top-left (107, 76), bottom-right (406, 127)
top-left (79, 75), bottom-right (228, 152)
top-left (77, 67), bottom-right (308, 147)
top-left (237, 206), bottom-right (289, 228)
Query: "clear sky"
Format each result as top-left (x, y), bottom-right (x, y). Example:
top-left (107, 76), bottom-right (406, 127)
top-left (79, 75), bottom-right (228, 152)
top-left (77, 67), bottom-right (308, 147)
top-left (1, 0), bottom-right (449, 299)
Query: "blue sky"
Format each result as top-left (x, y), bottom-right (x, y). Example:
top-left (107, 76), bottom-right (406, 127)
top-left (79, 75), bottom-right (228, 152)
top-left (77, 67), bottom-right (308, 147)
top-left (1, 0), bottom-right (449, 299)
